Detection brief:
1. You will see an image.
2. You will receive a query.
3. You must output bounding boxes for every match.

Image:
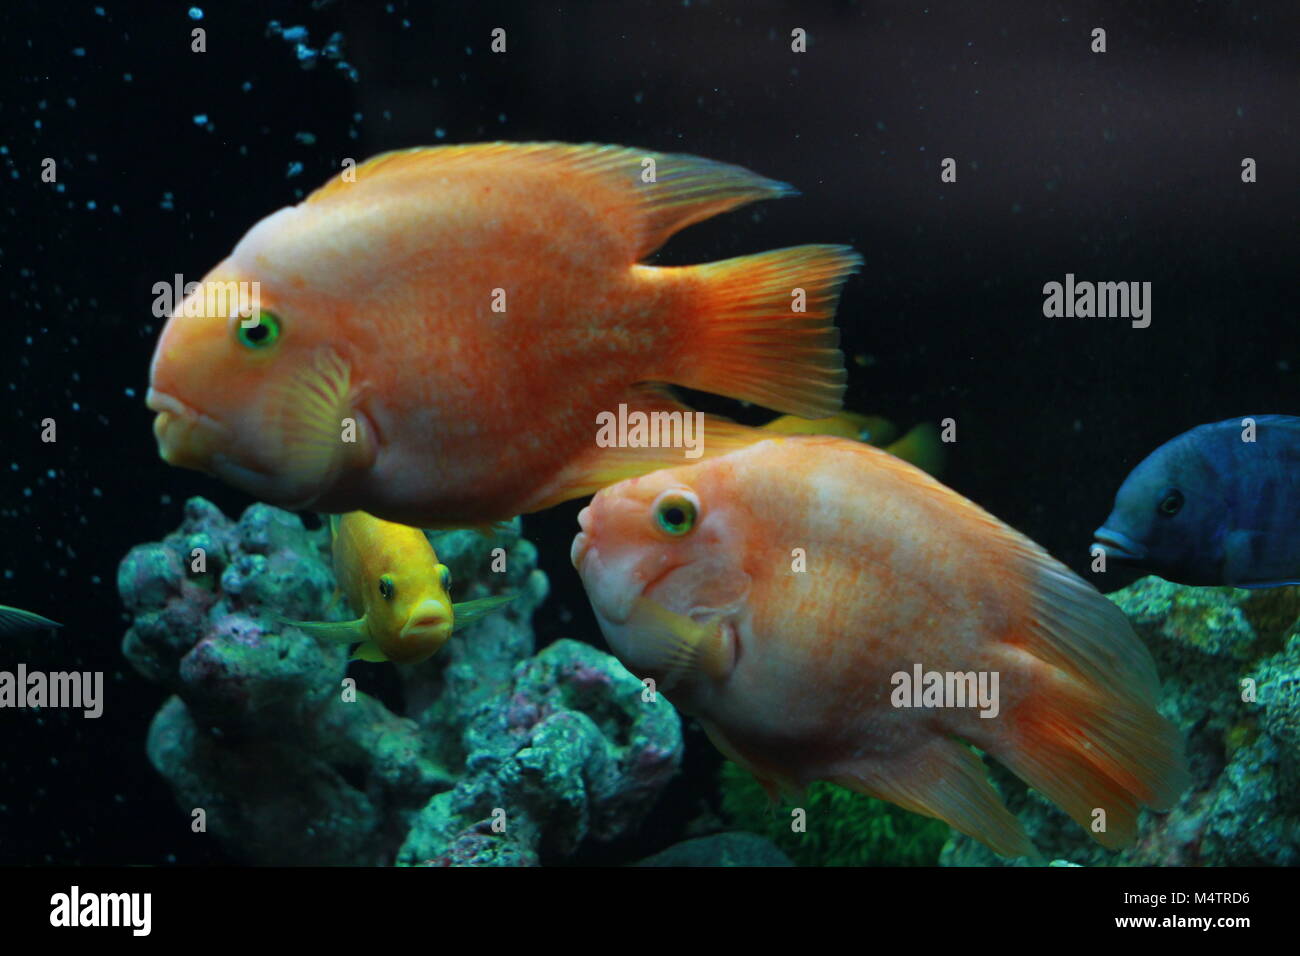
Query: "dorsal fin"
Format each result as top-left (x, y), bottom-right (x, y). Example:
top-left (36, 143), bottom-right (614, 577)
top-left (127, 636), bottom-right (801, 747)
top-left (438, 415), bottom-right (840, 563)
top-left (305, 142), bottom-right (796, 260)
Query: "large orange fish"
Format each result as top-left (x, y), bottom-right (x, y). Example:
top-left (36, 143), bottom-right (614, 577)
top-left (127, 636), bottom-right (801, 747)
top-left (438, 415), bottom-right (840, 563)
top-left (570, 435), bottom-right (1188, 856)
top-left (146, 143), bottom-right (860, 526)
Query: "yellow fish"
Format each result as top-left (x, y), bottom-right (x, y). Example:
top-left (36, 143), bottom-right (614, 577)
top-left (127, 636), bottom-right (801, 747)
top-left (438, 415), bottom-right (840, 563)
top-left (763, 412), bottom-right (946, 476)
top-left (286, 512), bottom-right (513, 663)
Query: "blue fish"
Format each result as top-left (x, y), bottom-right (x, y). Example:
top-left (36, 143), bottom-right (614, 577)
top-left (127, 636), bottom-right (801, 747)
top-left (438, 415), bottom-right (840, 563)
top-left (1093, 415), bottom-right (1300, 588)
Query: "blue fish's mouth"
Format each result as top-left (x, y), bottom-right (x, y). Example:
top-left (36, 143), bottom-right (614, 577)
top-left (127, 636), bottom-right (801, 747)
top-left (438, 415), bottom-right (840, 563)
top-left (1092, 527), bottom-right (1147, 563)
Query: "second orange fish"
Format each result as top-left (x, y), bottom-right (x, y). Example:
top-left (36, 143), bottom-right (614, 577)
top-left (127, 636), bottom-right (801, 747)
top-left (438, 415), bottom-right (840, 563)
top-left (571, 435), bottom-right (1189, 856)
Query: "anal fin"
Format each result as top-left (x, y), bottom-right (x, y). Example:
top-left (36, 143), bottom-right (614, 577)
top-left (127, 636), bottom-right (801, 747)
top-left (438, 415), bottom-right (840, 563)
top-left (830, 737), bottom-right (1038, 859)
top-left (701, 719), bottom-right (803, 805)
top-left (350, 642), bottom-right (389, 662)
top-left (525, 385), bottom-right (770, 511)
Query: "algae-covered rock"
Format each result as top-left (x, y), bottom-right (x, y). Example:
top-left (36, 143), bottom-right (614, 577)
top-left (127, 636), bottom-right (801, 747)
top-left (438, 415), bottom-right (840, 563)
top-left (119, 498), bottom-right (684, 866)
top-left (397, 639), bottom-right (682, 865)
top-left (941, 576), bottom-right (1300, 867)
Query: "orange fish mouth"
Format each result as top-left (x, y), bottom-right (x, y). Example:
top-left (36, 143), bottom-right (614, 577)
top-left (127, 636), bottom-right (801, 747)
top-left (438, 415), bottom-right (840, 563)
top-left (571, 531), bottom-right (591, 570)
top-left (147, 388), bottom-right (231, 472)
top-left (571, 505), bottom-right (595, 570)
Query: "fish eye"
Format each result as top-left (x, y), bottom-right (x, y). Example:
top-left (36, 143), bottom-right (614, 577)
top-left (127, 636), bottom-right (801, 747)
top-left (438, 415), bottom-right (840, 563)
top-left (652, 489), bottom-right (700, 537)
top-left (378, 574), bottom-right (395, 600)
top-left (236, 310), bottom-right (282, 350)
top-left (436, 564), bottom-right (452, 593)
top-left (1157, 488), bottom-right (1184, 517)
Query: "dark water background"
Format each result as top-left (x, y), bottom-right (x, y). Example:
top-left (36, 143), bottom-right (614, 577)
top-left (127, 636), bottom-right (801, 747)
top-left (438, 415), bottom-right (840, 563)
top-left (1, 0), bottom-right (1295, 864)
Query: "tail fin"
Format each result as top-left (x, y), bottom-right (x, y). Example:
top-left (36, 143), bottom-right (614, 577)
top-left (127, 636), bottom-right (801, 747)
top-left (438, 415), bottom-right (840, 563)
top-left (997, 555), bottom-right (1190, 849)
top-left (667, 245), bottom-right (861, 419)
top-left (761, 411), bottom-right (892, 443)
top-left (884, 423), bottom-right (946, 477)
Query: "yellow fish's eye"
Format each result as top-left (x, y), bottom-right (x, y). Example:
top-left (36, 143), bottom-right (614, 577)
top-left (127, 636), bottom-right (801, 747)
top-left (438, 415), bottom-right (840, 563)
top-left (236, 310), bottom-right (282, 350)
top-left (653, 490), bottom-right (699, 537)
top-left (436, 564), bottom-right (452, 593)
top-left (378, 574), bottom-right (395, 600)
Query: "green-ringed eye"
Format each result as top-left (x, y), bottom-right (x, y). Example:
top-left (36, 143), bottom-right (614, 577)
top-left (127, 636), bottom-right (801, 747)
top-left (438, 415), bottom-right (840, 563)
top-left (236, 310), bottom-right (281, 350)
top-left (1157, 488), bottom-right (1184, 517)
top-left (653, 490), bottom-right (700, 537)
top-left (378, 574), bottom-right (395, 600)
top-left (436, 564), bottom-right (452, 593)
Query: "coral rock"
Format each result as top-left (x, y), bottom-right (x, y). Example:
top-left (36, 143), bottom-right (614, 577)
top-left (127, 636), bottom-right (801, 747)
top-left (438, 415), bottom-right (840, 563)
top-left (118, 498), bottom-right (683, 865)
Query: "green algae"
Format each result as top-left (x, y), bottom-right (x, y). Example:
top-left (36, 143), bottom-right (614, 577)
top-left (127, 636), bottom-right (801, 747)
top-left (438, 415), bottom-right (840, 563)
top-left (719, 761), bottom-right (949, 866)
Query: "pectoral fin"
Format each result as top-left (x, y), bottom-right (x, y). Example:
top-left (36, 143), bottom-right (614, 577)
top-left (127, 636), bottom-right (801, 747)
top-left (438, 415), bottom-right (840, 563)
top-left (452, 594), bottom-right (516, 632)
top-left (279, 613), bottom-right (386, 661)
top-left (627, 597), bottom-right (736, 690)
top-left (273, 350), bottom-right (373, 489)
top-left (279, 616), bottom-right (369, 644)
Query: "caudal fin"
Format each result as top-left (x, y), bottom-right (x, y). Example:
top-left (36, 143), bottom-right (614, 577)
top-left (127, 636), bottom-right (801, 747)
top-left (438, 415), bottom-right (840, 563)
top-left (667, 245), bottom-right (861, 419)
top-left (997, 554), bottom-right (1190, 849)
top-left (884, 423), bottom-right (946, 477)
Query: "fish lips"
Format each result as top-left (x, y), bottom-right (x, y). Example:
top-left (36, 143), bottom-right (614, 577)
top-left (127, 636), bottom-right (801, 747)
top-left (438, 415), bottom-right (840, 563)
top-left (571, 506), bottom-right (593, 571)
top-left (570, 507), bottom-right (641, 626)
top-left (401, 600), bottom-right (453, 646)
top-left (147, 388), bottom-right (232, 471)
top-left (148, 387), bottom-right (349, 510)
top-left (1092, 526), bottom-right (1148, 564)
